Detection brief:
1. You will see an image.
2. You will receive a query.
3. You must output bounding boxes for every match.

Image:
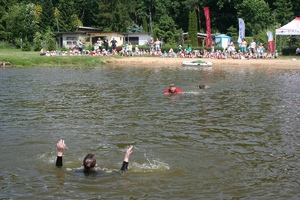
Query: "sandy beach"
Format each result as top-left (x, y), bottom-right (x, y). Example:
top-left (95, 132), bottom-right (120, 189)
top-left (106, 56), bottom-right (300, 69)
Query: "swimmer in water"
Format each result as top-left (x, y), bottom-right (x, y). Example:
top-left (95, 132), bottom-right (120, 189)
top-left (199, 84), bottom-right (209, 89)
top-left (163, 84), bottom-right (183, 94)
top-left (55, 139), bottom-right (133, 173)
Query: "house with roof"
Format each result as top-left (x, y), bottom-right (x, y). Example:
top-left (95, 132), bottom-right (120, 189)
top-left (55, 26), bottom-right (152, 49)
top-left (122, 32), bottom-right (152, 46)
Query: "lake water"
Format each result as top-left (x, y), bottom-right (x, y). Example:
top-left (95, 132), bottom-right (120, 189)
top-left (0, 65), bottom-right (300, 199)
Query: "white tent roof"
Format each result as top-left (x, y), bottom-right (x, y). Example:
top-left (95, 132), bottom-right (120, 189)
top-left (276, 17), bottom-right (300, 35)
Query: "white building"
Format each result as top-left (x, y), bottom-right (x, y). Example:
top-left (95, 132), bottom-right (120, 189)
top-left (55, 26), bottom-right (152, 49)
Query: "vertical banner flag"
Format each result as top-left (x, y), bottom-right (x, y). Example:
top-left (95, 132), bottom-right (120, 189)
top-left (266, 31), bottom-right (274, 53)
top-left (204, 6), bottom-right (212, 47)
top-left (238, 18), bottom-right (245, 44)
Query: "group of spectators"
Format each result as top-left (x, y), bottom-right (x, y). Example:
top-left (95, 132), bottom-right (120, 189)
top-left (225, 40), bottom-right (278, 59)
top-left (40, 37), bottom-right (285, 60)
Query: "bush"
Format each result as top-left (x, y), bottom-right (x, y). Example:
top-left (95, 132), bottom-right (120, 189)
top-left (0, 41), bottom-right (16, 49)
top-left (14, 38), bottom-right (22, 49)
top-left (34, 42), bottom-right (42, 51)
top-left (282, 47), bottom-right (297, 55)
top-left (60, 46), bottom-right (69, 51)
top-left (214, 46), bottom-right (224, 51)
top-left (161, 44), bottom-right (178, 52)
top-left (22, 40), bottom-right (31, 51)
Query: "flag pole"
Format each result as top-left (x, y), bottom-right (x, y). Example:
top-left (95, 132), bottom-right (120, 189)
top-left (274, 29), bottom-right (276, 57)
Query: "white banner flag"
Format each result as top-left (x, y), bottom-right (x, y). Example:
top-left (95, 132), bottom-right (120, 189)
top-left (238, 18), bottom-right (245, 44)
top-left (266, 31), bottom-right (273, 41)
top-left (266, 31), bottom-right (274, 52)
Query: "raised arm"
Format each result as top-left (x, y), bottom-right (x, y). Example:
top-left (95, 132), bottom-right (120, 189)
top-left (120, 146), bottom-right (133, 172)
top-left (56, 139), bottom-right (66, 167)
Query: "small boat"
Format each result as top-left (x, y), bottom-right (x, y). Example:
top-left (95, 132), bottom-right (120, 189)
top-left (182, 60), bottom-right (212, 67)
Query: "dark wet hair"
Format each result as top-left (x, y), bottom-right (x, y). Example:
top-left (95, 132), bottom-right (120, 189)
top-left (83, 154), bottom-right (96, 172)
top-left (199, 85), bottom-right (207, 89)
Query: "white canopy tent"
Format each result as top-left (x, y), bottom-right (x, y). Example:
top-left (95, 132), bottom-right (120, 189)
top-left (275, 17), bottom-right (300, 52)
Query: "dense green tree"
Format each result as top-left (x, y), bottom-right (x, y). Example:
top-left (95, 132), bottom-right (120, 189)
top-left (129, 0), bottom-right (183, 38)
top-left (126, 0), bottom-right (145, 24)
top-left (35, 28), bottom-right (56, 50)
top-left (236, 0), bottom-right (272, 36)
top-left (227, 25), bottom-right (238, 42)
top-left (135, 0), bottom-right (153, 32)
top-left (1, 0), bottom-right (300, 49)
top-left (0, 0), bottom-right (11, 40)
top-left (273, 0), bottom-right (294, 26)
top-left (93, 0), bottom-right (132, 32)
top-left (4, 3), bottom-right (38, 44)
top-left (291, 0), bottom-right (300, 17)
top-left (73, 0), bottom-right (98, 27)
top-left (153, 14), bottom-right (178, 43)
top-left (207, 0), bottom-right (238, 34)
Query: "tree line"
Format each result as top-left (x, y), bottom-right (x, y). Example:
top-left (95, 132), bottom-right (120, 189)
top-left (0, 0), bottom-right (298, 50)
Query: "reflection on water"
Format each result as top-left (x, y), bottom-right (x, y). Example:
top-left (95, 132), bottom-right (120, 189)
top-left (0, 66), bottom-right (300, 199)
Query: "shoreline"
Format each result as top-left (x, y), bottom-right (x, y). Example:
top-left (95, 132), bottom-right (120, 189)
top-left (106, 56), bottom-right (300, 69)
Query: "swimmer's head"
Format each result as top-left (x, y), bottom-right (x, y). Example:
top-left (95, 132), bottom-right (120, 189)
top-left (83, 154), bottom-right (96, 172)
top-left (199, 85), bottom-right (207, 89)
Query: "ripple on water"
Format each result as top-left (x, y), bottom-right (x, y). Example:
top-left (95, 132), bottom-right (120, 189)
top-left (0, 67), bottom-right (300, 199)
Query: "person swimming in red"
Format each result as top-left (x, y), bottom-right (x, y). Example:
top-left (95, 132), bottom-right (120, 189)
top-left (163, 84), bottom-right (183, 94)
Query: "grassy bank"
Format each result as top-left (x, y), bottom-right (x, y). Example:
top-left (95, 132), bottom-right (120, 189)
top-left (0, 49), bottom-right (298, 68)
top-left (0, 49), bottom-right (110, 67)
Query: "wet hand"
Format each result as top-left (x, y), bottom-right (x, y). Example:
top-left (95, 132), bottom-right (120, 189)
top-left (57, 139), bottom-right (66, 156)
top-left (124, 146), bottom-right (133, 162)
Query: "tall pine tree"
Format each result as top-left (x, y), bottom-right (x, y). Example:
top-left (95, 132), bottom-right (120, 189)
top-left (93, 0), bottom-right (132, 32)
top-left (142, 17), bottom-right (149, 32)
top-left (57, 0), bottom-right (80, 32)
top-left (39, 0), bottom-right (55, 32)
top-left (188, 10), bottom-right (198, 47)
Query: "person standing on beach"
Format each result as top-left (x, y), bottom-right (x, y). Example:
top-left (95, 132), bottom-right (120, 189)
top-left (249, 39), bottom-right (256, 54)
top-left (240, 38), bottom-right (247, 53)
top-left (97, 38), bottom-right (102, 51)
top-left (104, 38), bottom-right (109, 51)
top-left (78, 39), bottom-right (83, 54)
top-left (155, 38), bottom-right (161, 52)
top-left (149, 38), bottom-right (154, 52)
top-left (110, 38), bottom-right (118, 52)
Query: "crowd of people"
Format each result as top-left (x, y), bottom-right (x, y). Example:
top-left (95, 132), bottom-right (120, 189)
top-left (40, 37), bottom-right (282, 60)
top-left (224, 39), bottom-right (278, 59)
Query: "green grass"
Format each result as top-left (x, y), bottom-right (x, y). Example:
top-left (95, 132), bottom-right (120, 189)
top-left (0, 49), bottom-right (299, 67)
top-left (0, 49), bottom-right (111, 67)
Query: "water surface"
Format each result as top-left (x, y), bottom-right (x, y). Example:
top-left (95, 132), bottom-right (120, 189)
top-left (0, 65), bottom-right (300, 199)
